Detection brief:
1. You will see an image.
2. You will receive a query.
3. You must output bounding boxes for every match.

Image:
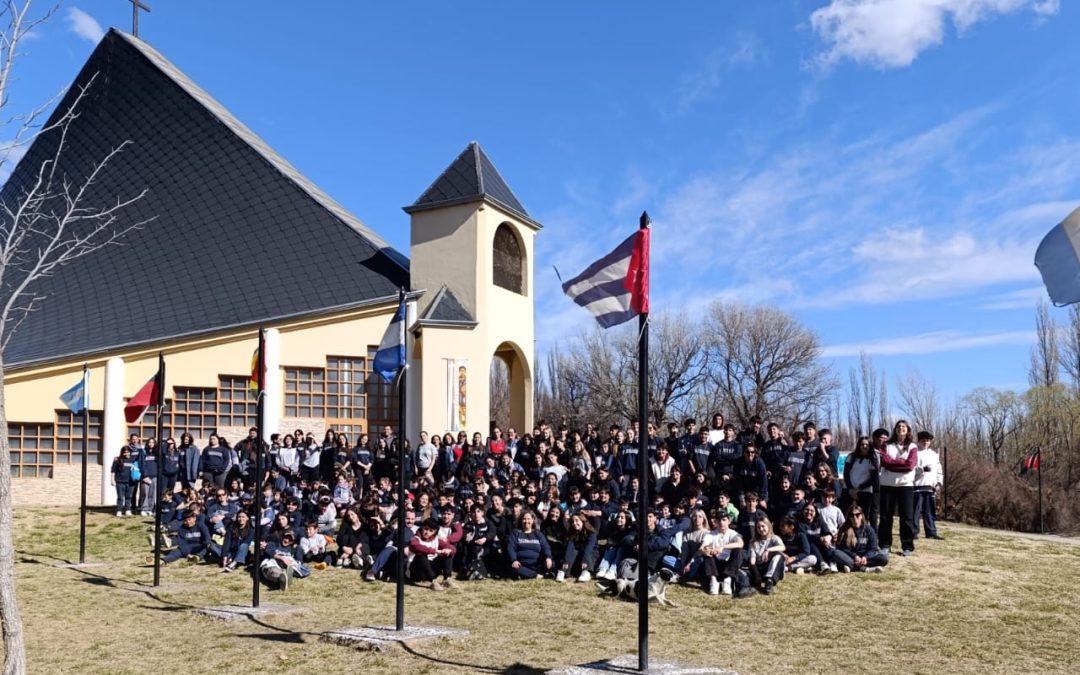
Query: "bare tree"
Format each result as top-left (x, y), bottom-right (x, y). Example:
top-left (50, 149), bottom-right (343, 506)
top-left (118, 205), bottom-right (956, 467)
top-left (897, 367), bottom-right (940, 434)
top-left (1029, 299), bottom-right (1060, 388)
top-left (847, 351), bottom-right (882, 436)
top-left (489, 358), bottom-right (510, 430)
top-left (0, 4), bottom-right (149, 672)
top-left (1059, 305), bottom-right (1080, 391)
top-left (703, 302), bottom-right (837, 430)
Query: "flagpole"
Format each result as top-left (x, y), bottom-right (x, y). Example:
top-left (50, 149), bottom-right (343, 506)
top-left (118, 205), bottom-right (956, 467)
top-left (253, 327), bottom-right (266, 608)
top-left (78, 365), bottom-right (89, 564)
top-left (395, 287), bottom-right (407, 632)
top-left (636, 211), bottom-right (650, 673)
top-left (941, 444), bottom-right (948, 521)
top-left (1037, 447), bottom-right (1044, 534)
top-left (153, 352), bottom-right (166, 587)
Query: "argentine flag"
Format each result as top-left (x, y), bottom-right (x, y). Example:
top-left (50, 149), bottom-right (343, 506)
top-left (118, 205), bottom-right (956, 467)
top-left (373, 293), bottom-right (407, 382)
top-left (1036, 205), bottom-right (1080, 306)
top-left (59, 369), bottom-right (89, 414)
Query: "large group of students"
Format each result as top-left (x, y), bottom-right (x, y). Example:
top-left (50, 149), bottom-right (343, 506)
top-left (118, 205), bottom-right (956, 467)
top-left (111, 414), bottom-right (943, 597)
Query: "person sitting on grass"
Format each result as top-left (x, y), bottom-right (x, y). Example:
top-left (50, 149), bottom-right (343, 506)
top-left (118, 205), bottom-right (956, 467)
top-left (262, 530), bottom-right (308, 590)
top-left (747, 516), bottom-right (785, 595)
top-left (833, 507), bottom-right (888, 573)
top-left (508, 510), bottom-right (552, 580)
top-left (408, 517), bottom-right (455, 590)
top-left (461, 503), bottom-right (496, 580)
top-left (335, 507), bottom-right (370, 570)
top-left (300, 521), bottom-right (336, 569)
top-left (798, 501), bottom-right (837, 573)
top-left (161, 509), bottom-right (212, 565)
top-left (678, 508), bottom-right (713, 588)
top-left (219, 509), bottom-right (254, 572)
top-left (557, 512), bottom-right (598, 582)
top-left (778, 515), bottom-right (817, 575)
top-left (703, 511), bottom-right (743, 596)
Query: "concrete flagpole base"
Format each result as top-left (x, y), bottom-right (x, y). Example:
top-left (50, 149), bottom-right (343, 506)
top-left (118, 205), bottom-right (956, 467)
top-left (547, 654), bottom-right (737, 674)
top-left (321, 625), bottom-right (469, 652)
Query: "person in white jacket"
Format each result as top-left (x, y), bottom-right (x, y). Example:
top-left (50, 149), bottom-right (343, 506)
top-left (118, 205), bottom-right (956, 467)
top-left (879, 420), bottom-right (918, 556)
top-left (913, 431), bottom-right (943, 540)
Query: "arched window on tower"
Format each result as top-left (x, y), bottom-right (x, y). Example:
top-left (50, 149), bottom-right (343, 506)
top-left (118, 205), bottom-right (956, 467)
top-left (493, 223), bottom-right (525, 295)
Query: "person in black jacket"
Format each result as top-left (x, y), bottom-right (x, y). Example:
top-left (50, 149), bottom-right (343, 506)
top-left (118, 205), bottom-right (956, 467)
top-left (163, 510), bottom-right (212, 564)
top-left (461, 503), bottom-right (496, 580)
top-left (842, 436), bottom-right (881, 529)
top-left (219, 509), bottom-right (254, 572)
top-left (777, 515), bottom-right (817, 574)
top-left (731, 443), bottom-right (769, 506)
top-left (336, 508), bottom-right (370, 570)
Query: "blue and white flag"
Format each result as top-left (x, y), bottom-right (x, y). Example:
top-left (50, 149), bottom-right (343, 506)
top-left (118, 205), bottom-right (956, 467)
top-left (373, 293), bottom-right (407, 382)
top-left (1036, 205), bottom-right (1080, 306)
top-left (59, 368), bottom-right (89, 414)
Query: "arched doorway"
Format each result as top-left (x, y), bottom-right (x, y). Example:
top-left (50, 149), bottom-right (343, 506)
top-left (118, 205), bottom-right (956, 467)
top-left (490, 340), bottom-right (532, 435)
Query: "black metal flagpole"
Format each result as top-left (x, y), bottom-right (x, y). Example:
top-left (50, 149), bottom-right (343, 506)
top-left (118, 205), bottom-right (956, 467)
top-left (395, 288), bottom-right (408, 631)
top-left (253, 327), bottom-right (266, 607)
top-left (153, 352), bottom-right (166, 587)
top-left (636, 211), bottom-right (650, 672)
top-left (78, 365), bottom-right (89, 564)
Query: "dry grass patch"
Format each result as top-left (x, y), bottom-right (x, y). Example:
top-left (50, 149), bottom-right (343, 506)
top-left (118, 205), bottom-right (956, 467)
top-left (4, 508), bottom-right (1080, 674)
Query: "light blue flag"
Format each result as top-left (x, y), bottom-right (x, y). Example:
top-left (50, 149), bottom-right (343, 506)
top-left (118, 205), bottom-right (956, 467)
top-left (372, 295), bottom-right (406, 382)
top-left (1036, 205), bottom-right (1080, 306)
top-left (59, 369), bottom-right (89, 414)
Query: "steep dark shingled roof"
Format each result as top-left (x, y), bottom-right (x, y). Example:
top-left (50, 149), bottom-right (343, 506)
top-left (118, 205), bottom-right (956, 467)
top-left (418, 286), bottom-right (475, 326)
top-left (405, 142), bottom-right (540, 228)
top-left (0, 29), bottom-right (409, 367)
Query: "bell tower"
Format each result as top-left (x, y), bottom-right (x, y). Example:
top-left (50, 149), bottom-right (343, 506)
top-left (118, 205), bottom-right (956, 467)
top-left (404, 142), bottom-right (540, 436)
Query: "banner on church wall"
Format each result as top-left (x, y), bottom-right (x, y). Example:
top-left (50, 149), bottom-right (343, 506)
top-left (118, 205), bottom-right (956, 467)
top-left (446, 359), bottom-right (467, 432)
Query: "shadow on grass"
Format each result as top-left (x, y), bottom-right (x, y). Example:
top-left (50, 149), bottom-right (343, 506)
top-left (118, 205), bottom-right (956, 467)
top-left (398, 640), bottom-right (544, 673)
top-left (234, 631), bottom-right (307, 643)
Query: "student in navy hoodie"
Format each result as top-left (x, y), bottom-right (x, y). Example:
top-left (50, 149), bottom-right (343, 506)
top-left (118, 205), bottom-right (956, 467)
top-left (777, 515), bottom-right (817, 574)
top-left (508, 510), bottom-right (552, 579)
top-left (833, 506), bottom-right (888, 572)
top-left (731, 443), bottom-right (769, 507)
top-left (220, 509), bottom-right (254, 572)
top-left (164, 509), bottom-right (212, 564)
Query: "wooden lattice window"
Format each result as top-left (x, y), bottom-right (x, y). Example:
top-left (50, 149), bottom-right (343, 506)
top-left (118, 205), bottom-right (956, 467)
top-left (327, 356), bottom-right (367, 430)
top-left (8, 423), bottom-right (55, 478)
top-left (493, 223), bottom-right (525, 294)
top-left (218, 376), bottom-right (257, 427)
top-left (365, 346), bottom-right (399, 434)
top-left (56, 410), bottom-right (103, 464)
top-left (173, 388), bottom-right (218, 440)
top-left (127, 402), bottom-right (173, 442)
top-left (284, 368), bottom-right (326, 418)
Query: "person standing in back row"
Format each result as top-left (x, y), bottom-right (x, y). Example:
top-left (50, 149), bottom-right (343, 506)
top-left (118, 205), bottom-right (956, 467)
top-left (879, 420), bottom-right (918, 556)
top-left (913, 431), bottom-right (943, 541)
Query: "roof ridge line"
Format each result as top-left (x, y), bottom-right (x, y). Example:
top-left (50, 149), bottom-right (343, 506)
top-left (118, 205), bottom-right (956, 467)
top-left (111, 30), bottom-right (406, 270)
top-left (472, 141), bottom-right (485, 196)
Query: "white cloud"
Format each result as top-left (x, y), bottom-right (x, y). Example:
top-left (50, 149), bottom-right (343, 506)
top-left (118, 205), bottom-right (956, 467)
top-left (67, 7), bottom-right (104, 44)
top-left (810, 0), bottom-right (1059, 70)
top-left (822, 329), bottom-right (1034, 357)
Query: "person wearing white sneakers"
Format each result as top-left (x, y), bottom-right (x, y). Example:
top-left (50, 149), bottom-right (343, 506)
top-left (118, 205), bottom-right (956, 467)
top-left (704, 511), bottom-right (743, 595)
top-left (595, 511), bottom-right (634, 581)
top-left (556, 513), bottom-right (598, 582)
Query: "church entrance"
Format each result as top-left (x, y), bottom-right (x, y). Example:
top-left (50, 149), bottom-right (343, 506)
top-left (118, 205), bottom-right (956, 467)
top-left (490, 341), bottom-right (531, 435)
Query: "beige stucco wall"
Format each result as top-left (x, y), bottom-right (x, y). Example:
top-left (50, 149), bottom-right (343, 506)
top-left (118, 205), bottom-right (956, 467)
top-left (3, 302), bottom-right (410, 503)
top-left (410, 200), bottom-right (537, 437)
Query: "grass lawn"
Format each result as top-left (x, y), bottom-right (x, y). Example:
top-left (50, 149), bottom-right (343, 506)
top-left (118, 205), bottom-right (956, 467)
top-left (5, 508), bottom-right (1080, 674)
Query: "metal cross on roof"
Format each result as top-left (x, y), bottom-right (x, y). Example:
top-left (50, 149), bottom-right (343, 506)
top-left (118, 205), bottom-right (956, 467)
top-left (128, 0), bottom-right (151, 38)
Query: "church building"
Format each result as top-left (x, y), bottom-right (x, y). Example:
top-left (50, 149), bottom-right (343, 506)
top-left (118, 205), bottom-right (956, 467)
top-left (2, 29), bottom-right (538, 505)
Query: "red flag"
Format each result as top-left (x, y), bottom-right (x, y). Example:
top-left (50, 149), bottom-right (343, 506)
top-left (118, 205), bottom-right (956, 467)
top-left (625, 226), bottom-right (650, 315)
top-left (1021, 447), bottom-right (1041, 475)
top-left (124, 374), bottom-right (160, 424)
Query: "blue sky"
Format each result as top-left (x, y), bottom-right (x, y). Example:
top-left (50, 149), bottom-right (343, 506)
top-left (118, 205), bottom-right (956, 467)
top-left (7, 0), bottom-right (1079, 406)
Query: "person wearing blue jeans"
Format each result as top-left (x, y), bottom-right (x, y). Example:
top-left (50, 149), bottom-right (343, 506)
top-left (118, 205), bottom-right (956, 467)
top-left (596, 511), bottom-right (634, 580)
top-left (913, 431), bottom-right (943, 540)
top-left (111, 447), bottom-right (137, 517)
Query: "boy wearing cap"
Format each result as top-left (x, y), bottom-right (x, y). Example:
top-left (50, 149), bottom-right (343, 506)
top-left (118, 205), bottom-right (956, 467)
top-left (913, 431), bottom-right (943, 540)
